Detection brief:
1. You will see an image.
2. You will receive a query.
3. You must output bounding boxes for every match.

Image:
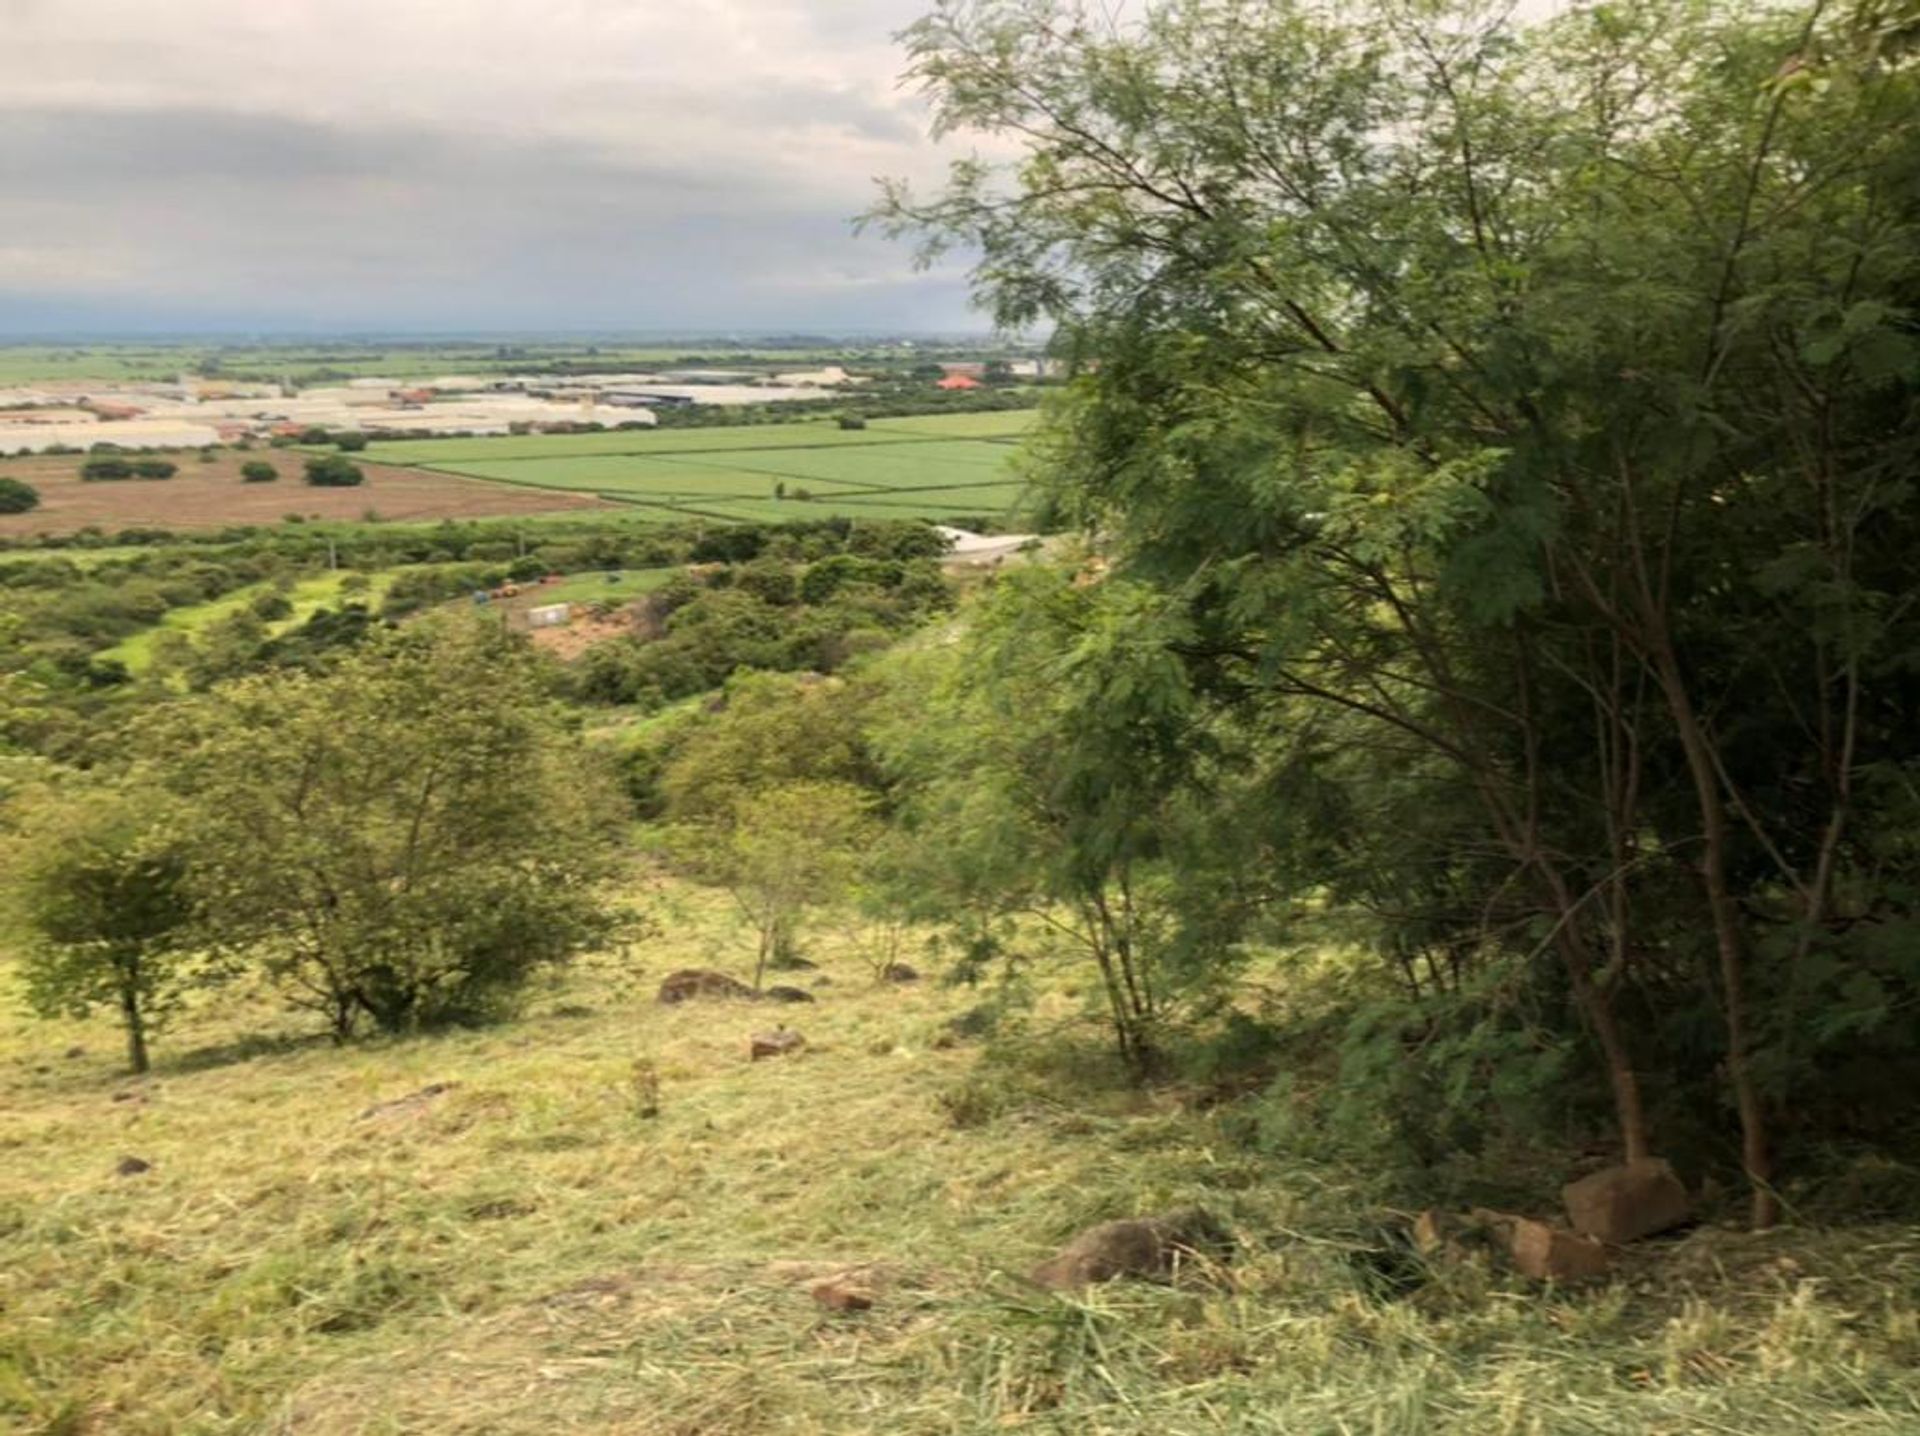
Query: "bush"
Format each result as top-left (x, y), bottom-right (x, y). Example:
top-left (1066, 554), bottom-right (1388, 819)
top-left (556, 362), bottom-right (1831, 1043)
top-left (0, 476), bottom-right (40, 513)
top-left (304, 456), bottom-right (365, 488)
top-left (81, 458), bottom-right (133, 482)
top-left (838, 414), bottom-right (868, 430)
top-left (335, 433), bottom-right (369, 452)
top-left (176, 623), bottom-right (628, 1036)
top-left (240, 461), bottom-right (278, 483)
top-left (132, 460), bottom-right (177, 480)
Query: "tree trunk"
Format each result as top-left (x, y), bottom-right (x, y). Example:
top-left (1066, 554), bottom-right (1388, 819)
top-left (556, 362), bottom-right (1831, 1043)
top-left (119, 980), bottom-right (149, 1076)
top-left (1652, 647), bottom-right (1777, 1229)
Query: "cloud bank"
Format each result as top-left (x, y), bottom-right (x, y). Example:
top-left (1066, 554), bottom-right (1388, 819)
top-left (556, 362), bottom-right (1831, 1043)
top-left (0, 0), bottom-right (973, 335)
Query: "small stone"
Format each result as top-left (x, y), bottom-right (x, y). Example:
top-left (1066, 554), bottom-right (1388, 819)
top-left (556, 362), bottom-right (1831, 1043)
top-left (657, 969), bottom-right (757, 1004)
top-left (750, 1028), bottom-right (805, 1061)
top-left (1509, 1218), bottom-right (1610, 1282)
top-left (115, 1156), bottom-right (152, 1177)
top-left (1415, 1207), bottom-right (1517, 1262)
top-left (881, 962), bottom-right (920, 984)
top-left (64, 1046), bottom-right (86, 1060)
top-left (356, 1081), bottom-right (458, 1122)
top-left (763, 985), bottom-right (816, 1004)
top-left (810, 1278), bottom-right (874, 1313)
top-left (1029, 1207), bottom-right (1231, 1291)
top-left (1562, 1159), bottom-right (1690, 1245)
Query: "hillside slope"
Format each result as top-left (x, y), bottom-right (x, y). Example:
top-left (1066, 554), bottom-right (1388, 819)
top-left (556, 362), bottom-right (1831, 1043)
top-left (4, 886), bottom-right (1918, 1435)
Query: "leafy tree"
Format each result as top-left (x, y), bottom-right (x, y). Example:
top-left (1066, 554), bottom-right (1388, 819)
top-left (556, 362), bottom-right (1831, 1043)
top-left (132, 460), bottom-right (177, 480)
top-left (169, 621), bottom-right (626, 1037)
top-left (335, 433), bottom-right (369, 452)
top-left (656, 670), bottom-right (878, 824)
top-left (303, 455), bottom-right (365, 488)
top-left (80, 458), bottom-right (133, 482)
top-left (875, 567), bottom-right (1252, 1075)
top-left (0, 477), bottom-right (39, 514)
top-left (2, 784), bottom-right (208, 1073)
top-left (878, 0), bottom-right (1920, 1218)
top-left (240, 461), bottom-right (278, 484)
top-left (670, 781), bottom-right (878, 988)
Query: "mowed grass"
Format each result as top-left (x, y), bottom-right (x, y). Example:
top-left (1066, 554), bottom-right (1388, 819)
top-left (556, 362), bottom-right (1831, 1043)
top-left (515, 567), bottom-right (679, 606)
top-left (366, 413), bottom-right (1039, 526)
top-left (5, 881), bottom-right (1919, 1435)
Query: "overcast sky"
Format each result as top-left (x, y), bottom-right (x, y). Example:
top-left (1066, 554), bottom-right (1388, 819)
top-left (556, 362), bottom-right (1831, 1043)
top-left (2, 0), bottom-right (1572, 340)
top-left (0, 0), bottom-right (978, 337)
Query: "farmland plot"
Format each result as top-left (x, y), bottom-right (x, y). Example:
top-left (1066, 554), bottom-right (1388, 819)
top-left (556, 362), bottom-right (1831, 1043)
top-left (379, 412), bottom-right (1040, 524)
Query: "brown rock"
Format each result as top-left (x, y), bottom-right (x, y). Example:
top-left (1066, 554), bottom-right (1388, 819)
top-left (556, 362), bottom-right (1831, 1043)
top-left (1411, 1208), bottom-right (1465, 1256)
top-left (1562, 1159), bottom-right (1690, 1245)
top-left (881, 962), bottom-right (920, 984)
top-left (1509, 1218), bottom-right (1610, 1282)
top-left (1411, 1207), bottom-right (1517, 1265)
top-left (810, 1278), bottom-right (874, 1313)
top-left (750, 1027), bottom-right (806, 1061)
top-left (657, 969), bottom-right (757, 1004)
top-left (356, 1081), bottom-right (458, 1122)
top-left (1029, 1207), bottom-right (1231, 1291)
top-left (763, 985), bottom-right (816, 1004)
top-left (115, 1156), bottom-right (152, 1177)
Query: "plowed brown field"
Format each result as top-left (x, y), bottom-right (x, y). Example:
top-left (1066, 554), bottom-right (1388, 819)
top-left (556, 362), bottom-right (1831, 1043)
top-left (0, 450), bottom-right (611, 536)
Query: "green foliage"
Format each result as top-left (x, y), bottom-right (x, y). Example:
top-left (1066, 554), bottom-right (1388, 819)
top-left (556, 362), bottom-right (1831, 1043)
top-left (166, 621), bottom-right (627, 1036)
top-left (874, 567), bottom-right (1255, 1075)
top-left (569, 557), bottom-right (951, 709)
top-left (667, 779), bottom-right (879, 987)
top-left (334, 432), bottom-right (369, 453)
top-left (880, 0), bottom-right (1920, 1208)
top-left (303, 455), bottom-right (364, 488)
top-left (0, 477), bottom-right (39, 514)
top-left (239, 461), bottom-right (278, 483)
top-left (2, 782), bottom-right (213, 1072)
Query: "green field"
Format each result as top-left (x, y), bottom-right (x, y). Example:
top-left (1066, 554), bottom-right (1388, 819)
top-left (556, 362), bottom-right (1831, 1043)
top-left (98, 572), bottom-right (395, 675)
top-left (521, 567), bottom-right (678, 606)
top-left (374, 412), bottom-right (1038, 525)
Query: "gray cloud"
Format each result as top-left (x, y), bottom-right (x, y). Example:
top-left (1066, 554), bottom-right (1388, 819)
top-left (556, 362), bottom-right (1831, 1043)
top-left (0, 0), bottom-right (977, 335)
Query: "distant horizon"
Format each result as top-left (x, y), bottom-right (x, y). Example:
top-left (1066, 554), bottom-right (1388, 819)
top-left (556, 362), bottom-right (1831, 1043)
top-left (0, 329), bottom-right (1008, 347)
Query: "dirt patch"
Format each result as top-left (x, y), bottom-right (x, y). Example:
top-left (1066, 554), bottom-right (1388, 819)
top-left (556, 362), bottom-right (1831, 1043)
top-left (523, 607), bottom-right (640, 660)
top-left (0, 450), bottom-right (611, 536)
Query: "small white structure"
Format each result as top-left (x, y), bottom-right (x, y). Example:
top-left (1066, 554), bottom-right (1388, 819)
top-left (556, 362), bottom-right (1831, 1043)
top-left (934, 525), bottom-right (1039, 566)
top-left (527, 603), bottom-right (572, 629)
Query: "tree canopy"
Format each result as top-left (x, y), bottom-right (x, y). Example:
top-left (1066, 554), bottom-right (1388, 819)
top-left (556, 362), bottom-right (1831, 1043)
top-left (877, 0), bottom-right (1920, 1224)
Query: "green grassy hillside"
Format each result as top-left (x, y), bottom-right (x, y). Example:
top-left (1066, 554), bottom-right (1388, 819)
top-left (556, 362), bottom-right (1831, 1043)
top-left (5, 884), bottom-right (1916, 1435)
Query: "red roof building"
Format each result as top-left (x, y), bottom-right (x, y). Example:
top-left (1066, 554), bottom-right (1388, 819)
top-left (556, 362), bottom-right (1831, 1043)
top-left (936, 374), bottom-right (982, 391)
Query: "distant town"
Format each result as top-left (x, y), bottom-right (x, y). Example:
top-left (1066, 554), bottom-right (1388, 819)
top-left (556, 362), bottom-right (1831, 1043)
top-left (0, 349), bottom-right (1052, 454)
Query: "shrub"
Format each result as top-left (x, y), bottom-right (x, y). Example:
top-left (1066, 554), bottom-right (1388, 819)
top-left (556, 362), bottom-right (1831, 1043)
top-left (81, 458), bottom-right (133, 482)
top-left (335, 432), bottom-right (369, 452)
top-left (0, 476), bottom-right (40, 513)
top-left (304, 456), bottom-right (365, 488)
top-left (240, 461), bottom-right (278, 483)
top-left (176, 622), bottom-right (629, 1036)
top-left (132, 460), bottom-right (177, 480)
